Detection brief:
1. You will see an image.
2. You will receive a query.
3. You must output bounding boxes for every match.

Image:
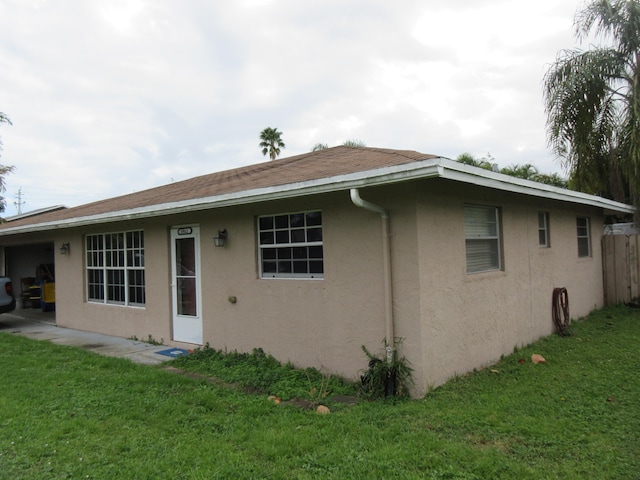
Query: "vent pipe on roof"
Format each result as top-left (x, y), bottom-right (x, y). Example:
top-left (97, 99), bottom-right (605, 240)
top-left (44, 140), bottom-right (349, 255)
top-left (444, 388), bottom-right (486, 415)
top-left (350, 188), bottom-right (394, 362)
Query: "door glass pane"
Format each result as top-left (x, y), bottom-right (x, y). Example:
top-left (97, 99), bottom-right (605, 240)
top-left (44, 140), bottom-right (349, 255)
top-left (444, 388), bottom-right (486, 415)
top-left (177, 277), bottom-right (197, 316)
top-left (176, 238), bottom-right (196, 276)
top-left (175, 237), bottom-right (197, 316)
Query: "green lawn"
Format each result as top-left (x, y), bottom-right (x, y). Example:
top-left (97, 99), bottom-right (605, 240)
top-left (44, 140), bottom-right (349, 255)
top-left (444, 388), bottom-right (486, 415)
top-left (1, 305), bottom-right (638, 479)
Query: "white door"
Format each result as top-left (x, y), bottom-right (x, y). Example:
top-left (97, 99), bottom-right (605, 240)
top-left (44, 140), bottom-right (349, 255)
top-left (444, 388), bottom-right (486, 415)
top-left (170, 226), bottom-right (203, 344)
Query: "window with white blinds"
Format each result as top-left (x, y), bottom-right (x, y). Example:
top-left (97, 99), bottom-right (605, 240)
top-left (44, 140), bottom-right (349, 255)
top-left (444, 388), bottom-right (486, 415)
top-left (464, 205), bottom-right (501, 274)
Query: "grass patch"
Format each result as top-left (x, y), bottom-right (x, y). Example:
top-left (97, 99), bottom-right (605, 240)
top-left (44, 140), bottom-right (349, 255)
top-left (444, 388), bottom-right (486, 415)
top-left (168, 345), bottom-right (358, 403)
top-left (0, 305), bottom-right (639, 478)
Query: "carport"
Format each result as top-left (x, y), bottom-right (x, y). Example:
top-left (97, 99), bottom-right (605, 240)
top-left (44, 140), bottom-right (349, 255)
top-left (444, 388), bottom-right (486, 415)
top-left (3, 241), bottom-right (56, 315)
top-left (0, 205), bottom-right (67, 317)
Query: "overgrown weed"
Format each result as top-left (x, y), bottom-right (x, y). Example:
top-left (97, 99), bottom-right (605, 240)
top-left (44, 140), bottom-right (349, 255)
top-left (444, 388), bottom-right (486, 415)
top-left (168, 344), bottom-right (357, 402)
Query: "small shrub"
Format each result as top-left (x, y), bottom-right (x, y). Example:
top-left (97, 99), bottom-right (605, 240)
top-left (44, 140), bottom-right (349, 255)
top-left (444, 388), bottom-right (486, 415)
top-left (360, 339), bottom-right (414, 399)
top-left (306, 371), bottom-right (333, 406)
top-left (146, 334), bottom-right (164, 346)
top-left (128, 334), bottom-right (164, 346)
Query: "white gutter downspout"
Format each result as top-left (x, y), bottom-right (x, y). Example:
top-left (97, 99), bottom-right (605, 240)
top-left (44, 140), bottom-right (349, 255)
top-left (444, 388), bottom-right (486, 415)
top-left (350, 188), bottom-right (394, 362)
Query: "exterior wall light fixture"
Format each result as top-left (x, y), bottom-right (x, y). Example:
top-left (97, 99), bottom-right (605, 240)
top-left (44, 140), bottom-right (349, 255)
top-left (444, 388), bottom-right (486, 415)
top-left (213, 229), bottom-right (227, 247)
top-left (60, 243), bottom-right (71, 255)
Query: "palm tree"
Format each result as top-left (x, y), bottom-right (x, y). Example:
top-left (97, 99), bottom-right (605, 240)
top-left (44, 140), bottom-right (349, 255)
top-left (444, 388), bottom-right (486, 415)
top-left (311, 143), bottom-right (328, 152)
top-left (311, 140), bottom-right (366, 151)
top-left (0, 112), bottom-right (11, 156)
top-left (499, 163), bottom-right (568, 188)
top-left (0, 112), bottom-right (15, 214)
top-left (259, 127), bottom-right (285, 161)
top-left (543, 0), bottom-right (640, 213)
top-left (529, 172), bottom-right (568, 188)
top-left (456, 154), bottom-right (568, 187)
top-left (456, 152), bottom-right (498, 171)
top-left (500, 163), bottom-right (539, 180)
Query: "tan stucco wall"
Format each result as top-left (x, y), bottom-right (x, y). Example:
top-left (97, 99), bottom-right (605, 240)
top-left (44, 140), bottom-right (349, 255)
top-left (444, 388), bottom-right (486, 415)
top-left (196, 193), bottom-right (395, 381)
top-left (51, 194), bottom-right (395, 383)
top-left (7, 179), bottom-right (608, 398)
top-left (415, 180), bottom-right (605, 392)
top-left (54, 219), bottom-right (174, 344)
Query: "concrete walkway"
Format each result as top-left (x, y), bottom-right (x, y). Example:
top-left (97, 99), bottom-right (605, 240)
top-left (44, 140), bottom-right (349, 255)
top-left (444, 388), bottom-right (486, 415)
top-left (0, 309), bottom-right (179, 365)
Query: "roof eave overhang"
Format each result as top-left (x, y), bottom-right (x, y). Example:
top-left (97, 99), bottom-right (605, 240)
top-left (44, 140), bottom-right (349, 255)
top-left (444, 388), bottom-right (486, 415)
top-left (1, 157), bottom-right (634, 236)
top-left (437, 160), bottom-right (635, 215)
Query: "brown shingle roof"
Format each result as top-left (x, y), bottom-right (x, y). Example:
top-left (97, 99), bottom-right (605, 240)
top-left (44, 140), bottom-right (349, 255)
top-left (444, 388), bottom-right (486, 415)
top-left (1, 146), bottom-right (437, 230)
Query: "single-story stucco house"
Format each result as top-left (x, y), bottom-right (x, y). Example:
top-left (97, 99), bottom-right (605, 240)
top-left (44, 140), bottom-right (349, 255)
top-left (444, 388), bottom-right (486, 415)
top-left (0, 146), bottom-right (633, 396)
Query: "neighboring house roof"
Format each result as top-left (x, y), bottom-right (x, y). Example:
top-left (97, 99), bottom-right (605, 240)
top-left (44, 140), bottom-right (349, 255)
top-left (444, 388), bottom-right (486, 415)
top-left (0, 146), bottom-right (634, 235)
top-left (604, 223), bottom-right (640, 235)
top-left (4, 205), bottom-right (67, 222)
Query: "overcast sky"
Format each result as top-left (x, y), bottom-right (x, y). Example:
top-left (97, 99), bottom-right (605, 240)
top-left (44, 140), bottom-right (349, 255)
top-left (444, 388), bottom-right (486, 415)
top-left (0, 0), bottom-right (585, 216)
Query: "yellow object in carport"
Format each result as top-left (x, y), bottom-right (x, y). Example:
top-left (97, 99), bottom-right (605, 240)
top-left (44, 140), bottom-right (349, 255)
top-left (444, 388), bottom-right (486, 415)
top-left (42, 281), bottom-right (55, 303)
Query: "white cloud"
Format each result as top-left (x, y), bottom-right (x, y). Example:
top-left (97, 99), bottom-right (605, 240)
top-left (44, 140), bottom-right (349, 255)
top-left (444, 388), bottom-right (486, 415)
top-left (0, 0), bottom-right (584, 215)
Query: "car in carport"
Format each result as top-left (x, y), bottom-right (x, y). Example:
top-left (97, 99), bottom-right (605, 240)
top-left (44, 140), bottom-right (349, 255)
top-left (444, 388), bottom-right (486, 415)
top-left (0, 277), bottom-right (16, 314)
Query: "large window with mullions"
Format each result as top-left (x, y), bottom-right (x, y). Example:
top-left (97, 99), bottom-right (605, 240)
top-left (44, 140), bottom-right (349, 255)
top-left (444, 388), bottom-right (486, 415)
top-left (86, 230), bottom-right (146, 306)
top-left (258, 211), bottom-right (324, 279)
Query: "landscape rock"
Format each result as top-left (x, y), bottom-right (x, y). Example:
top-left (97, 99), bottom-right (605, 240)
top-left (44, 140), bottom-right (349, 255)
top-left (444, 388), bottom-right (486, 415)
top-left (531, 354), bottom-right (546, 364)
top-left (316, 405), bottom-right (330, 414)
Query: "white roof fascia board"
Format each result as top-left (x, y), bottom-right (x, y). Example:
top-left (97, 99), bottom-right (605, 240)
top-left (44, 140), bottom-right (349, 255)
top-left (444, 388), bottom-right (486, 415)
top-left (437, 158), bottom-right (635, 214)
top-left (0, 157), bottom-right (633, 236)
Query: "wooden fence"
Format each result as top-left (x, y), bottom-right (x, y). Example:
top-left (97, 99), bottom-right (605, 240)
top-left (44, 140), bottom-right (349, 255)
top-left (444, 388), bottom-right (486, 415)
top-left (602, 234), bottom-right (640, 305)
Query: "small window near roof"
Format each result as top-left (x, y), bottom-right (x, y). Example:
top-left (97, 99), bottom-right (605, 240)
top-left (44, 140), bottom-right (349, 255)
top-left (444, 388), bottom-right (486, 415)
top-left (258, 211), bottom-right (324, 279)
top-left (538, 212), bottom-right (550, 247)
top-left (577, 217), bottom-right (591, 257)
top-left (464, 205), bottom-right (502, 274)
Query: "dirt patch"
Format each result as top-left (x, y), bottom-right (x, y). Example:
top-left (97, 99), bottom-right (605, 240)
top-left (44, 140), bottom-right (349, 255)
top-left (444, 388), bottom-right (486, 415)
top-left (163, 366), bottom-right (255, 393)
top-left (162, 366), bottom-right (360, 409)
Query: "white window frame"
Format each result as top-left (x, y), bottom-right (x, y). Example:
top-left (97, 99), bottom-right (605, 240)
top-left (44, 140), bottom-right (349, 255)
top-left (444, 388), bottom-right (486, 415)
top-left (577, 217), bottom-right (591, 257)
top-left (464, 205), bottom-right (502, 274)
top-left (538, 212), bottom-right (550, 247)
top-left (86, 230), bottom-right (145, 306)
top-left (258, 210), bottom-right (324, 279)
